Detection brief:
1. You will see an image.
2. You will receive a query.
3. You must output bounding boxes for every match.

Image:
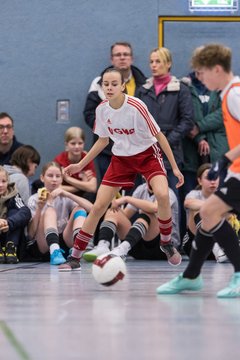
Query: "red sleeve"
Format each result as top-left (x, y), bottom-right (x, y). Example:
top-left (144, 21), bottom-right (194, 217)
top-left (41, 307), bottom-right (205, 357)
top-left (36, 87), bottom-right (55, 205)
top-left (54, 152), bottom-right (69, 167)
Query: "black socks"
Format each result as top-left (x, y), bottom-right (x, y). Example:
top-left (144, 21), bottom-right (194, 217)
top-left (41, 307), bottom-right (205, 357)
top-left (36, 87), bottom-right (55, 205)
top-left (183, 219), bottom-right (240, 278)
top-left (45, 228), bottom-right (59, 247)
top-left (125, 222), bottom-right (147, 249)
top-left (183, 227), bottom-right (215, 279)
top-left (98, 221), bottom-right (117, 246)
top-left (212, 220), bottom-right (240, 272)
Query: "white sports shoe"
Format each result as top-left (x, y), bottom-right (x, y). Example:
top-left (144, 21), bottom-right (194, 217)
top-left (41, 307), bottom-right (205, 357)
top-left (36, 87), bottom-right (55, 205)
top-left (82, 241), bottom-right (110, 262)
top-left (212, 243), bottom-right (228, 263)
top-left (107, 245), bottom-right (128, 261)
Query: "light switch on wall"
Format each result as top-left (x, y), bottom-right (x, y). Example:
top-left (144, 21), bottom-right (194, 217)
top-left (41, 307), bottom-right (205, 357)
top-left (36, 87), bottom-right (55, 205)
top-left (56, 99), bottom-right (70, 123)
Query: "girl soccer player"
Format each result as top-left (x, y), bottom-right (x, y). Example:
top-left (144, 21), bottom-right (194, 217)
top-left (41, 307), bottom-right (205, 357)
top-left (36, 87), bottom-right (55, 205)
top-left (59, 68), bottom-right (184, 271)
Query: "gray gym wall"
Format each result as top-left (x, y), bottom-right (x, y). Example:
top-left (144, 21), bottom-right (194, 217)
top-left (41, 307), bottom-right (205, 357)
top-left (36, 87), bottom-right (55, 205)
top-left (1, 0), bottom-right (240, 179)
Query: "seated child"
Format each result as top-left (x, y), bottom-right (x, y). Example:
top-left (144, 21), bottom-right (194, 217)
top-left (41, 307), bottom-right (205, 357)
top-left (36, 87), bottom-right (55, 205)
top-left (54, 126), bottom-right (97, 202)
top-left (4, 145), bottom-right (40, 204)
top-left (0, 166), bottom-right (31, 264)
top-left (182, 163), bottom-right (227, 262)
top-left (27, 161), bottom-right (92, 265)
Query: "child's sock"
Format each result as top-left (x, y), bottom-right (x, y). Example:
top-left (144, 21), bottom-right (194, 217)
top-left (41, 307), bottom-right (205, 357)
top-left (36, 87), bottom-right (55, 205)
top-left (124, 221), bottom-right (147, 249)
top-left (98, 221), bottom-right (117, 247)
top-left (45, 228), bottom-right (60, 254)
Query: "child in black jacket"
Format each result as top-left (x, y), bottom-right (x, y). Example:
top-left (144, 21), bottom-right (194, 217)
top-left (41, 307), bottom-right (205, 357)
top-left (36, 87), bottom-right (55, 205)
top-left (0, 166), bottom-right (31, 263)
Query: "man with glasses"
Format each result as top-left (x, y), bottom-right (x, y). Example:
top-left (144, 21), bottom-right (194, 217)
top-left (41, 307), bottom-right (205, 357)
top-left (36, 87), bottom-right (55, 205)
top-left (0, 112), bottom-right (23, 165)
top-left (83, 41), bottom-right (146, 182)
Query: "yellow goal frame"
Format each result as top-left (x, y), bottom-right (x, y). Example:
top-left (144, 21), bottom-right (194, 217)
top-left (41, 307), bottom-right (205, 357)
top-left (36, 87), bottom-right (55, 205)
top-left (158, 16), bottom-right (240, 47)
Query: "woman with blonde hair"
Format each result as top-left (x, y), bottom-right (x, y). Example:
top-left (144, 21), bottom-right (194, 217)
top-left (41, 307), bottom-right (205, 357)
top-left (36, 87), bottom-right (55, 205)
top-left (136, 47), bottom-right (193, 185)
top-left (136, 47), bottom-right (193, 235)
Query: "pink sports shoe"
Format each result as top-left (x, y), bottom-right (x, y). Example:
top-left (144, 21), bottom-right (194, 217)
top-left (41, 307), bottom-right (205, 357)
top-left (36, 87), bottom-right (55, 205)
top-left (160, 243), bottom-right (182, 266)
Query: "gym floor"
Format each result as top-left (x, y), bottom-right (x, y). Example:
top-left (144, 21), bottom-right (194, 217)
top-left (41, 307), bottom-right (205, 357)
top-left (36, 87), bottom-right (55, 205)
top-left (0, 259), bottom-right (239, 360)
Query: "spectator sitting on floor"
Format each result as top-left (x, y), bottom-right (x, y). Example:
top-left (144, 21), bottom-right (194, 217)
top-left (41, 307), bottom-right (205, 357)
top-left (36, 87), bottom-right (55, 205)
top-left (0, 166), bottom-right (31, 264)
top-left (27, 161), bottom-right (92, 265)
top-left (4, 145), bottom-right (40, 205)
top-left (182, 163), bottom-right (227, 262)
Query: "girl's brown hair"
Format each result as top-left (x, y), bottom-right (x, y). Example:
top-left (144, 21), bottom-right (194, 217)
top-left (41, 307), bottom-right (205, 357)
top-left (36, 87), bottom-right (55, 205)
top-left (195, 163), bottom-right (212, 189)
top-left (102, 68), bottom-right (125, 84)
top-left (41, 161), bottom-right (62, 176)
top-left (197, 163), bottom-right (212, 179)
top-left (10, 145), bottom-right (40, 175)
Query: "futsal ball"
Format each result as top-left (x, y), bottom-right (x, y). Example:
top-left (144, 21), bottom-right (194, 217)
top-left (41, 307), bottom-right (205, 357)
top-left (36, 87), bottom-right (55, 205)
top-left (92, 254), bottom-right (127, 286)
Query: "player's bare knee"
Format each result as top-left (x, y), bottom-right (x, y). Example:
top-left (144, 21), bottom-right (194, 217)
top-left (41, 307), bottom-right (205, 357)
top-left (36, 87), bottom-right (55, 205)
top-left (155, 192), bottom-right (169, 207)
top-left (105, 212), bottom-right (119, 224)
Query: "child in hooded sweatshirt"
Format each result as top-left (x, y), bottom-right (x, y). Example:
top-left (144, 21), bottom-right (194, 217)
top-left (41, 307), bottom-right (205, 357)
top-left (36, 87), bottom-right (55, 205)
top-left (0, 166), bottom-right (31, 264)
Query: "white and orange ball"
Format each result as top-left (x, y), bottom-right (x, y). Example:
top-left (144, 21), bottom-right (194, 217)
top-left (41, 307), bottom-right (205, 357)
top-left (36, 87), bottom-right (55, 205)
top-left (92, 254), bottom-right (127, 286)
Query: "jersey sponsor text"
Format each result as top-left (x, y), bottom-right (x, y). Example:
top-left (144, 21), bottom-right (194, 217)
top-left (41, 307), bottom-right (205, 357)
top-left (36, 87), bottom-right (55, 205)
top-left (108, 127), bottom-right (135, 135)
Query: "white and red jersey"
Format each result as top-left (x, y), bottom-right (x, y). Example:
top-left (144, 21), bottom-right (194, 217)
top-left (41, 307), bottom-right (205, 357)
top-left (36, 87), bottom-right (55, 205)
top-left (94, 95), bottom-right (160, 156)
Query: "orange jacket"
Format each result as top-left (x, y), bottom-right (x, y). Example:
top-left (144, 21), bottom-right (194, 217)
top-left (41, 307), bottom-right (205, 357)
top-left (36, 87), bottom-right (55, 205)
top-left (222, 82), bottom-right (240, 173)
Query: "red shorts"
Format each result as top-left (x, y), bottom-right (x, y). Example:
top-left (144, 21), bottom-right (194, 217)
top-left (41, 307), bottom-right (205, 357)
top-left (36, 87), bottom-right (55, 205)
top-left (102, 143), bottom-right (166, 189)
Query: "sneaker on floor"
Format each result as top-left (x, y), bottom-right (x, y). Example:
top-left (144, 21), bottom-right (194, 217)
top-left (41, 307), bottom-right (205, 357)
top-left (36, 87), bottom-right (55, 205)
top-left (5, 241), bottom-right (18, 264)
top-left (212, 243), bottom-right (228, 263)
top-left (83, 241), bottom-right (110, 262)
top-left (0, 244), bottom-right (5, 264)
top-left (58, 256), bottom-right (81, 272)
top-left (50, 249), bottom-right (66, 265)
top-left (156, 273), bottom-right (203, 294)
top-left (107, 245), bottom-right (127, 261)
top-left (160, 243), bottom-right (182, 266)
top-left (217, 272), bottom-right (240, 298)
